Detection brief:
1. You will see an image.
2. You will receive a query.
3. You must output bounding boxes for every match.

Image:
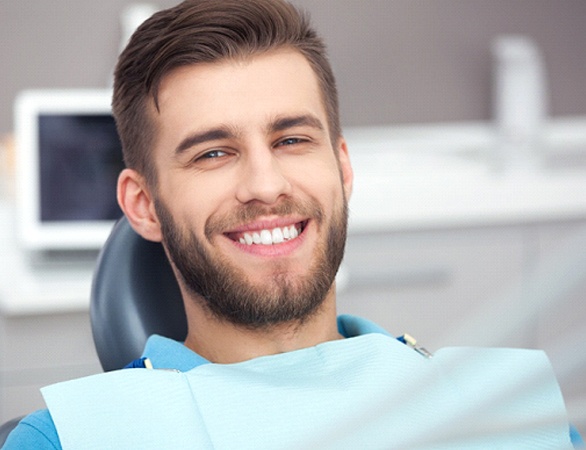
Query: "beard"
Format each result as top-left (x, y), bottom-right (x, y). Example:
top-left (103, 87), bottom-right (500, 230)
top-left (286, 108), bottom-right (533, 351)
top-left (154, 194), bottom-right (348, 330)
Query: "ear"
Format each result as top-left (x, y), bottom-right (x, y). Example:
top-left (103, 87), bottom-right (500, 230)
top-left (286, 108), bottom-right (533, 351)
top-left (117, 168), bottom-right (163, 242)
top-left (337, 137), bottom-right (353, 200)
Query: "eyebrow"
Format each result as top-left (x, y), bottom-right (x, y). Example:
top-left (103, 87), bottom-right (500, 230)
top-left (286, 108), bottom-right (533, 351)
top-left (175, 127), bottom-right (239, 155)
top-left (269, 114), bottom-right (325, 134)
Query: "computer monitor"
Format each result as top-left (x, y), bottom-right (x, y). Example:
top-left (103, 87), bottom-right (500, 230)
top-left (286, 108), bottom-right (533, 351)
top-left (15, 89), bottom-right (125, 251)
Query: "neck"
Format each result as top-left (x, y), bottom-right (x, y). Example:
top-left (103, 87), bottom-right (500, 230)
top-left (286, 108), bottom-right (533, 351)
top-left (182, 291), bottom-right (342, 364)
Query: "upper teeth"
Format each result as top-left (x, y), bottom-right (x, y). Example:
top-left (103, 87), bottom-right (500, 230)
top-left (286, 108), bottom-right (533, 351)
top-left (239, 225), bottom-right (299, 246)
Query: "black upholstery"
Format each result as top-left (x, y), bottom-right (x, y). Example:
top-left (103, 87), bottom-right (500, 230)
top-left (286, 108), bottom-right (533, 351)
top-left (90, 216), bottom-right (187, 372)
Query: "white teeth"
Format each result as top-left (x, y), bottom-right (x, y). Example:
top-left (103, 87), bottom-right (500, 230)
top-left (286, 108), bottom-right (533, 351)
top-left (260, 230), bottom-right (272, 245)
top-left (240, 224), bottom-right (301, 246)
top-left (272, 227), bottom-right (284, 244)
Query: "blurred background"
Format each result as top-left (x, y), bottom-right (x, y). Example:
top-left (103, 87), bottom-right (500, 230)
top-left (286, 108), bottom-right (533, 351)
top-left (1, 0), bottom-right (585, 439)
top-left (1, 0), bottom-right (586, 132)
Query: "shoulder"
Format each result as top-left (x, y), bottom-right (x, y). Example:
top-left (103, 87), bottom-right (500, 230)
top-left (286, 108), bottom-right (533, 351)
top-left (2, 409), bottom-right (61, 449)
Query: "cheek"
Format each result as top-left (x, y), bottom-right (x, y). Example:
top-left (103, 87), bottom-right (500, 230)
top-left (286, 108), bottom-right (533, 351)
top-left (156, 179), bottom-right (213, 233)
top-left (294, 164), bottom-right (345, 207)
top-left (163, 170), bottom-right (230, 210)
top-left (290, 152), bottom-right (340, 184)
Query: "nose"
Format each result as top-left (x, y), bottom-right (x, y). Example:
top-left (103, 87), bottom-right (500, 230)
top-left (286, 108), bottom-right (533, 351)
top-left (235, 148), bottom-right (292, 205)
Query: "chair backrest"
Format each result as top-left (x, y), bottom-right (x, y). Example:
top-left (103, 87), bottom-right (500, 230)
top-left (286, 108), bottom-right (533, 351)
top-left (90, 216), bottom-right (187, 371)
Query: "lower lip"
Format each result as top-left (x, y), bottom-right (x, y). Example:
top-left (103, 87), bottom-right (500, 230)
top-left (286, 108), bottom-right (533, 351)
top-left (229, 225), bottom-right (308, 258)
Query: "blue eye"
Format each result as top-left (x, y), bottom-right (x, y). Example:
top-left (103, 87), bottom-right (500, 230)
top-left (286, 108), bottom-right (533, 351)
top-left (278, 137), bottom-right (304, 146)
top-left (200, 150), bottom-right (227, 159)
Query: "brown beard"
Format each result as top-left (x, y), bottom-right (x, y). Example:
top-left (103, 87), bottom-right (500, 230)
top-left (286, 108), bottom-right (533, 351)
top-left (154, 195), bottom-right (348, 330)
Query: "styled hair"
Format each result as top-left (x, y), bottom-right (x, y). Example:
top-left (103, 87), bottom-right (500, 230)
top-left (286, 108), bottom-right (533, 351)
top-left (112, 0), bottom-right (340, 186)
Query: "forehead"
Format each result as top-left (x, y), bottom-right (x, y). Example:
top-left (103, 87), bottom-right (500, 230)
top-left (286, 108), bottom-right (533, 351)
top-left (152, 49), bottom-right (328, 146)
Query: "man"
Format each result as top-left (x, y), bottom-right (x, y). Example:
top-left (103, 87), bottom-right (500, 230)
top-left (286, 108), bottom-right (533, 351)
top-left (4, 0), bottom-right (581, 448)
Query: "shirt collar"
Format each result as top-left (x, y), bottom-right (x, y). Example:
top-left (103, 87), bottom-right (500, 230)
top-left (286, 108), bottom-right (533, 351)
top-left (142, 334), bottom-right (210, 371)
top-left (143, 314), bottom-right (392, 372)
top-left (337, 314), bottom-right (394, 338)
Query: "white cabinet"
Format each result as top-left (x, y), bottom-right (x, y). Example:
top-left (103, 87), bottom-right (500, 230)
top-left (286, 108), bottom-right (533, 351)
top-left (338, 226), bottom-right (529, 348)
top-left (533, 222), bottom-right (586, 434)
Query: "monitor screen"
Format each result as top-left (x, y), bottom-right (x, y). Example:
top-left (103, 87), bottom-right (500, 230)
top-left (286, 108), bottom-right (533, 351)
top-left (38, 114), bottom-right (123, 222)
top-left (15, 89), bottom-right (125, 251)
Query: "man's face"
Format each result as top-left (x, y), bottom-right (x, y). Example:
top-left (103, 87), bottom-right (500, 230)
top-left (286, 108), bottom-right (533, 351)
top-left (149, 49), bottom-right (353, 328)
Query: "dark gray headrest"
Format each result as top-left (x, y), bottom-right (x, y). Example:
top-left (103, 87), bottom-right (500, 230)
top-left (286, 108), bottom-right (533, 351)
top-left (90, 216), bottom-right (187, 371)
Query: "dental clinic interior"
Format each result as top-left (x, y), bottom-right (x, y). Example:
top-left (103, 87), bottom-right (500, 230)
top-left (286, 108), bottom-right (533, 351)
top-left (1, 0), bottom-right (586, 437)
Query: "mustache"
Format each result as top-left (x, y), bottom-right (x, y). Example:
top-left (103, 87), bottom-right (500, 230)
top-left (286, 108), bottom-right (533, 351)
top-left (205, 197), bottom-right (324, 239)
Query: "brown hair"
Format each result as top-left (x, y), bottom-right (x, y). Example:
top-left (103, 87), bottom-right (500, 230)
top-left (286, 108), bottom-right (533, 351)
top-left (112, 0), bottom-right (340, 187)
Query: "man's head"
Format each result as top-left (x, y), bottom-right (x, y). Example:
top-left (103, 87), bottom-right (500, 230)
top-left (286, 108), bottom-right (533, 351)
top-left (113, 0), bottom-right (341, 188)
top-left (114, 1), bottom-right (353, 330)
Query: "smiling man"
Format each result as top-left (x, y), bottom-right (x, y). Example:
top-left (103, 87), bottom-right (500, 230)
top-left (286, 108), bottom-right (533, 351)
top-left (121, 49), bottom-right (353, 362)
top-left (3, 0), bottom-right (581, 448)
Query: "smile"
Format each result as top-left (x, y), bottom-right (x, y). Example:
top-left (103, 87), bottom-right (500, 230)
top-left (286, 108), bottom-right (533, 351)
top-left (229, 222), bottom-right (306, 246)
